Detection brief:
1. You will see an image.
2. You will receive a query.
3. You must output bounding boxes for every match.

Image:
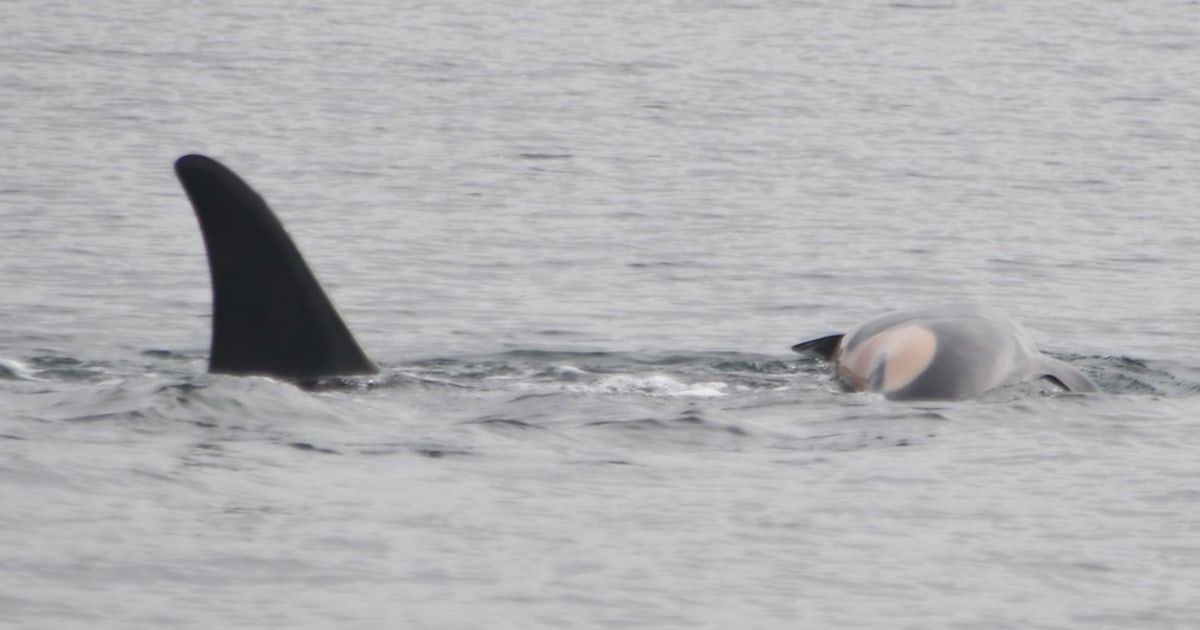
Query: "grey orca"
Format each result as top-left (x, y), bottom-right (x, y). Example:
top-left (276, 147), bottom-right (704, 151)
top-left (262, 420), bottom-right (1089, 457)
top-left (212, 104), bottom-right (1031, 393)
top-left (792, 304), bottom-right (1097, 400)
top-left (174, 154), bottom-right (377, 381)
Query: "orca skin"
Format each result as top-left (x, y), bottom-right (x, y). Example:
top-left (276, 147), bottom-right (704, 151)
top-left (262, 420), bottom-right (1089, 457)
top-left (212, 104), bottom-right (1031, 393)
top-left (792, 304), bottom-right (1097, 401)
top-left (174, 154), bottom-right (377, 381)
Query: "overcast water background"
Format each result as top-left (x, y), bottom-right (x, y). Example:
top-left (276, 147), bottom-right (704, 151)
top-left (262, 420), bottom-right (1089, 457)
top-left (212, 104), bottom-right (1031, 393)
top-left (3, 0), bottom-right (1200, 627)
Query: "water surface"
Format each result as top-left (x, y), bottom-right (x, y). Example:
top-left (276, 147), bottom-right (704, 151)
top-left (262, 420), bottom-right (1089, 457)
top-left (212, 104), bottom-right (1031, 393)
top-left (2, 0), bottom-right (1200, 627)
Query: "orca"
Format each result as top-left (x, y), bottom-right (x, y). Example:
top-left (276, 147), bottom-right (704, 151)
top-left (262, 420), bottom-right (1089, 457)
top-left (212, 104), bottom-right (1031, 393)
top-left (174, 154), bottom-right (377, 381)
top-left (172, 155), bottom-right (1096, 400)
top-left (792, 304), bottom-right (1097, 400)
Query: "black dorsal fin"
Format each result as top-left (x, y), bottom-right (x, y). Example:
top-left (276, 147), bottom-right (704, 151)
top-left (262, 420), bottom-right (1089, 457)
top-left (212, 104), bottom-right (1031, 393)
top-left (174, 154), bottom-right (377, 380)
top-left (791, 334), bottom-right (844, 360)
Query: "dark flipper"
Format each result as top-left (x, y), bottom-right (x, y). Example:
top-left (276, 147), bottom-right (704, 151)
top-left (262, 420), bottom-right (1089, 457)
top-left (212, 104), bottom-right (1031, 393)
top-left (174, 154), bottom-right (377, 380)
top-left (791, 334), bottom-right (844, 360)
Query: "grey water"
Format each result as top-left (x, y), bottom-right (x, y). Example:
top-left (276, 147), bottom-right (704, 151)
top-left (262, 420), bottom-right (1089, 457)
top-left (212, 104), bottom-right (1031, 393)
top-left (2, 0), bottom-right (1200, 627)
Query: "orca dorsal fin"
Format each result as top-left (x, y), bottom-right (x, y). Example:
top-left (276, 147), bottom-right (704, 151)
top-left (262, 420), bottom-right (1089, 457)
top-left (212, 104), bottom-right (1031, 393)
top-left (791, 333), bottom-right (844, 360)
top-left (174, 154), bottom-right (377, 380)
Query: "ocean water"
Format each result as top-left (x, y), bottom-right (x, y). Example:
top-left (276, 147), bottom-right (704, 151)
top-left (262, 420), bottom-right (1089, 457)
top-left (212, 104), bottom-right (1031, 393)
top-left (3, 0), bottom-right (1200, 627)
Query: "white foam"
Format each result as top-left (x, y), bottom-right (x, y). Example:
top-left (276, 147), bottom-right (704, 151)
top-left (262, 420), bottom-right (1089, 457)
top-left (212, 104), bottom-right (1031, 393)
top-left (569, 374), bottom-right (729, 398)
top-left (0, 357), bottom-right (38, 381)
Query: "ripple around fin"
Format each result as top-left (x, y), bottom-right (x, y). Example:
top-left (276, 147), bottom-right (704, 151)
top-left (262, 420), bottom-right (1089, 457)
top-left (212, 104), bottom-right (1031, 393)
top-left (289, 442), bottom-right (341, 455)
top-left (552, 374), bottom-right (727, 398)
top-left (1067, 354), bottom-right (1200, 397)
top-left (583, 414), bottom-right (750, 437)
top-left (411, 446), bottom-right (475, 459)
top-left (0, 358), bottom-right (29, 380)
top-left (141, 349), bottom-right (195, 361)
top-left (392, 350), bottom-right (811, 398)
top-left (463, 417), bottom-right (541, 430)
top-left (338, 440), bottom-right (476, 459)
top-left (306, 352), bottom-right (1200, 400)
top-left (517, 152), bottom-right (574, 160)
top-left (21, 353), bottom-right (107, 382)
